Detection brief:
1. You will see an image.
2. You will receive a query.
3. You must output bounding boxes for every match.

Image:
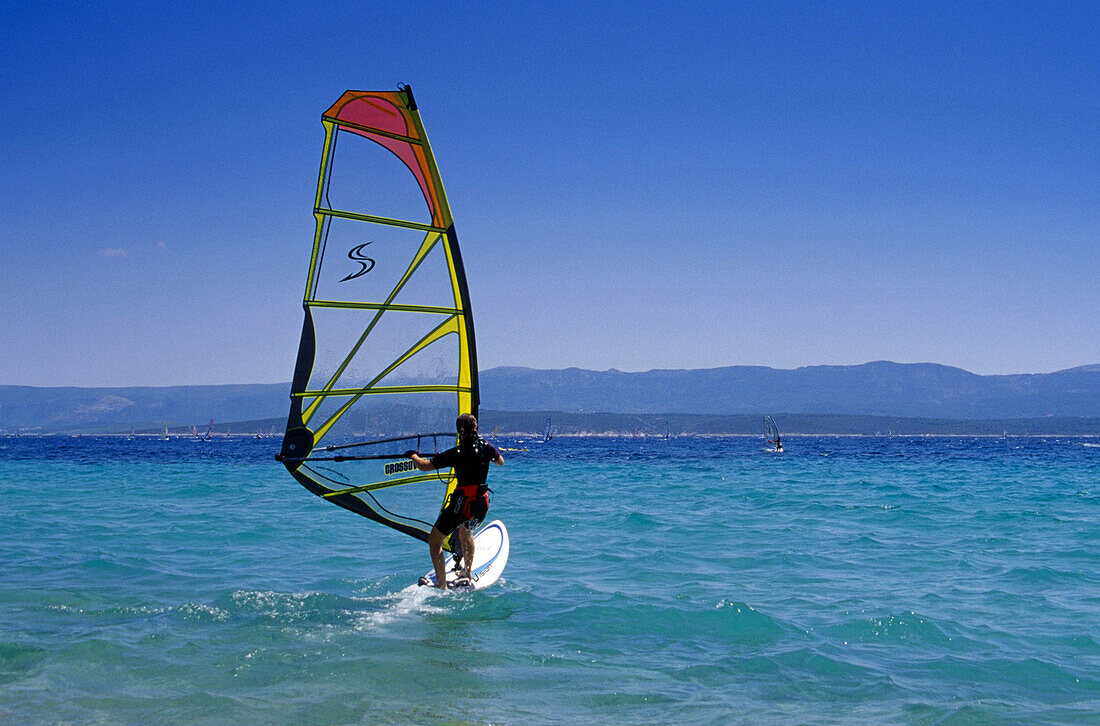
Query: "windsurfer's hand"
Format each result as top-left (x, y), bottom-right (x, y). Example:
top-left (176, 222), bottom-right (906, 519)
top-left (404, 450), bottom-right (418, 458)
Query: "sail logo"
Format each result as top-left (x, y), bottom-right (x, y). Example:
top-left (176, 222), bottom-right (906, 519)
top-left (339, 243), bottom-right (375, 282)
top-left (385, 459), bottom-right (417, 476)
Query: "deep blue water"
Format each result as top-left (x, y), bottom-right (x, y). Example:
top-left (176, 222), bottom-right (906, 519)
top-left (2, 434), bottom-right (1099, 724)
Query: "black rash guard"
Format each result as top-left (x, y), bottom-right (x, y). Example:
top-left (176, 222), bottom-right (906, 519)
top-left (431, 437), bottom-right (498, 535)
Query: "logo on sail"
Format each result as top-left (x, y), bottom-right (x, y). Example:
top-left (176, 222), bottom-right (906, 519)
top-left (385, 459), bottom-right (417, 476)
top-left (339, 243), bottom-right (375, 282)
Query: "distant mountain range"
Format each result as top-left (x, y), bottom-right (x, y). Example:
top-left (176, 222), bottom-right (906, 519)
top-left (0, 383), bottom-right (289, 435)
top-left (2, 361), bottom-right (1098, 434)
top-left (480, 362), bottom-right (1100, 419)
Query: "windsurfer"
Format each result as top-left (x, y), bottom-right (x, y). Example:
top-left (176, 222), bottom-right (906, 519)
top-left (409, 413), bottom-right (503, 588)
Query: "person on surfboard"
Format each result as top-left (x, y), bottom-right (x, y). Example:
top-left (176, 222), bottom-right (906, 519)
top-left (408, 413), bottom-right (503, 589)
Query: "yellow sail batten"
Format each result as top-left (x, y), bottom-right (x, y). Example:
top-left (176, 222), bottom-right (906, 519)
top-left (315, 208), bottom-right (446, 234)
top-left (322, 473), bottom-right (451, 497)
top-left (294, 385), bottom-right (470, 398)
top-left (322, 117), bottom-right (425, 146)
top-left (303, 121), bottom-right (338, 302)
top-left (307, 300), bottom-right (462, 315)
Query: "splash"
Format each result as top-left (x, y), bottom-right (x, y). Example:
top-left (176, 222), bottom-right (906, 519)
top-left (353, 584), bottom-right (449, 630)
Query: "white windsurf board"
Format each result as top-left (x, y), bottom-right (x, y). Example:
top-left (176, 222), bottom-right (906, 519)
top-left (418, 519), bottom-right (509, 591)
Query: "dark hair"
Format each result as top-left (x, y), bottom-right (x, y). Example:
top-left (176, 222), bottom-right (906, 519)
top-left (456, 413), bottom-right (478, 445)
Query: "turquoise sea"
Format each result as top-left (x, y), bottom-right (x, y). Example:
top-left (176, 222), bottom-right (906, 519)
top-left (2, 434), bottom-right (1099, 724)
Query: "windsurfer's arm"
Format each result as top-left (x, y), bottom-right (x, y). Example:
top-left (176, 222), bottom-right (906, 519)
top-left (493, 452), bottom-right (504, 466)
top-left (407, 452), bottom-right (436, 472)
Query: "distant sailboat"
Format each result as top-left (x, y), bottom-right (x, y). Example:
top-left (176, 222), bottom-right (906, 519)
top-left (544, 418), bottom-right (553, 442)
top-left (204, 419), bottom-right (214, 441)
top-left (163, 424), bottom-right (170, 441)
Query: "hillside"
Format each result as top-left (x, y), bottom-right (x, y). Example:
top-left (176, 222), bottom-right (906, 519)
top-left (2, 362), bottom-right (1098, 434)
top-left (479, 362), bottom-right (1100, 418)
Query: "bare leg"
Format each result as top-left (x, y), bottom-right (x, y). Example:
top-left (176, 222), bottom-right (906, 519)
top-left (428, 527), bottom-right (448, 589)
top-left (458, 525), bottom-right (475, 578)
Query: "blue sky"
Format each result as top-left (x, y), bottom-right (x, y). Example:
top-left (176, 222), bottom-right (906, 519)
top-left (2, 1), bottom-right (1097, 387)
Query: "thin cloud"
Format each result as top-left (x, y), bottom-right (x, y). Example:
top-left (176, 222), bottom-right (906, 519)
top-left (97, 248), bottom-right (128, 258)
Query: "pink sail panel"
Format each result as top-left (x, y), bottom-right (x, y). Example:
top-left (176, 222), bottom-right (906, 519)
top-left (323, 91), bottom-right (442, 226)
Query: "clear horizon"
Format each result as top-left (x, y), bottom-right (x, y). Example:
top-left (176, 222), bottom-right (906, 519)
top-left (3, 2), bottom-right (1098, 387)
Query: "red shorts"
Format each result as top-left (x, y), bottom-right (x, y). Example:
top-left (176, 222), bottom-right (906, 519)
top-left (434, 492), bottom-right (488, 535)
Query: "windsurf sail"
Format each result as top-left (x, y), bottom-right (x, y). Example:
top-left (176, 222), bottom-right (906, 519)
top-left (278, 87), bottom-right (478, 549)
top-left (544, 417), bottom-right (553, 442)
top-left (764, 415), bottom-right (780, 449)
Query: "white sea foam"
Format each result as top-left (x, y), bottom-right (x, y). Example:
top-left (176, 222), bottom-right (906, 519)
top-left (175, 601), bottom-right (230, 621)
top-left (353, 585), bottom-right (447, 630)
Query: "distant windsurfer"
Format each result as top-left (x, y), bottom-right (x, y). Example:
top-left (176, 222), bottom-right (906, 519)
top-left (408, 413), bottom-right (503, 589)
top-left (765, 416), bottom-right (782, 452)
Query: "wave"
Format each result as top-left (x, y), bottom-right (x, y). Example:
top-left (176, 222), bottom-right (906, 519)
top-left (819, 611), bottom-right (955, 649)
top-left (0, 641), bottom-right (46, 685)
